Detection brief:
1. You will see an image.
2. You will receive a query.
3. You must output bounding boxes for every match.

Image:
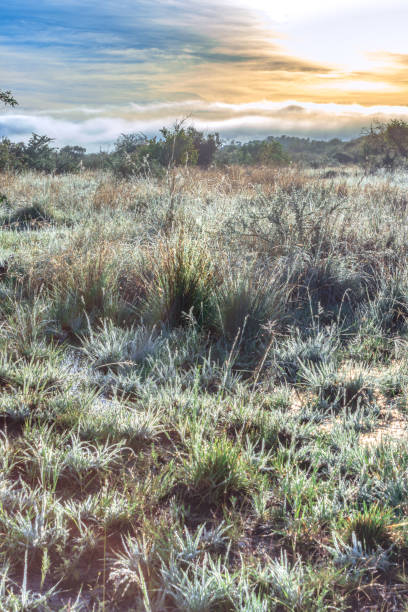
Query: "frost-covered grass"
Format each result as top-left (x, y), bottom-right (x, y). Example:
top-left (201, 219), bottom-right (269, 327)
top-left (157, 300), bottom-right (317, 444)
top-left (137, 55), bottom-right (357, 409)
top-left (0, 166), bottom-right (408, 609)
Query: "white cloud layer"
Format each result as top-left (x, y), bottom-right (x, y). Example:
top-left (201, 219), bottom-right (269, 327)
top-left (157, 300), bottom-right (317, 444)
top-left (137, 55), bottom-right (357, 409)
top-left (2, 100), bottom-right (408, 151)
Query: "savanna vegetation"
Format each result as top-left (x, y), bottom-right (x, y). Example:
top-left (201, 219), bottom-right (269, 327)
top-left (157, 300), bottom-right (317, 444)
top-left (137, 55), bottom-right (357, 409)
top-left (2, 91), bottom-right (408, 609)
top-left (3, 118), bottom-right (408, 176)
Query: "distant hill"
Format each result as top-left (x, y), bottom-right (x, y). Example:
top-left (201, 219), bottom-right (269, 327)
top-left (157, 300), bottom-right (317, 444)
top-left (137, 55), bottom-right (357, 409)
top-left (272, 135), bottom-right (366, 167)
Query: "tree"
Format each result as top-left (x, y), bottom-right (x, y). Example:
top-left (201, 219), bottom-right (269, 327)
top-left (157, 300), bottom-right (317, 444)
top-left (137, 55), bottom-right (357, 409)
top-left (0, 138), bottom-right (26, 172)
top-left (159, 124), bottom-right (199, 166)
top-left (112, 132), bottom-right (163, 178)
top-left (0, 90), bottom-right (18, 107)
top-left (214, 138), bottom-right (289, 166)
top-left (1, 90), bottom-right (18, 143)
top-left (24, 134), bottom-right (56, 172)
top-left (112, 124), bottom-right (221, 178)
top-left (114, 133), bottom-right (148, 155)
top-left (159, 123), bottom-right (220, 167)
top-left (56, 145), bottom-right (86, 174)
top-left (362, 119), bottom-right (408, 171)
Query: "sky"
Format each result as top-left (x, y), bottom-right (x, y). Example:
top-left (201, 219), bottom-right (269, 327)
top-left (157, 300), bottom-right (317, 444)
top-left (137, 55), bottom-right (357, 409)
top-left (1, 0), bottom-right (408, 150)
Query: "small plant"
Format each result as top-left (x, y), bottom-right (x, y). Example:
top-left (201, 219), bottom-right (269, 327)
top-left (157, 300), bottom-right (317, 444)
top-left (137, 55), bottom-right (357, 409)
top-left (22, 426), bottom-right (126, 489)
top-left (161, 553), bottom-right (235, 612)
top-left (326, 531), bottom-right (392, 574)
top-left (179, 435), bottom-right (253, 506)
top-left (172, 522), bottom-right (229, 562)
top-left (347, 323), bottom-right (393, 364)
top-left (263, 551), bottom-right (306, 609)
top-left (299, 361), bottom-right (373, 411)
top-left (110, 533), bottom-right (157, 599)
top-left (80, 320), bottom-right (161, 373)
top-left (78, 398), bottom-right (163, 445)
top-left (272, 326), bottom-right (339, 383)
top-left (343, 503), bottom-right (393, 550)
top-left (0, 498), bottom-right (68, 561)
top-left (378, 368), bottom-right (408, 398)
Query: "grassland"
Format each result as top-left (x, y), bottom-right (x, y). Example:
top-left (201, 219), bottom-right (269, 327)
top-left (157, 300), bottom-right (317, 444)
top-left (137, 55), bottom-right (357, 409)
top-left (1, 165), bottom-right (408, 609)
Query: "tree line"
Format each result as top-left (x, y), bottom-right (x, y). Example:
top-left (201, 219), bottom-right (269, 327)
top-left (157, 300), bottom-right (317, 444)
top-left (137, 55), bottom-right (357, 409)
top-left (0, 128), bottom-right (289, 176)
top-left (2, 89), bottom-right (408, 174)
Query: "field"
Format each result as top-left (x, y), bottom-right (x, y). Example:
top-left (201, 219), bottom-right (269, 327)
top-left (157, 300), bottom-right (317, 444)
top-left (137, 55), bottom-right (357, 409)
top-left (1, 165), bottom-right (408, 610)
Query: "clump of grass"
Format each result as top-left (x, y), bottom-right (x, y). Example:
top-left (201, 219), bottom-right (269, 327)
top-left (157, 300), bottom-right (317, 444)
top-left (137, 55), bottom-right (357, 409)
top-left (343, 503), bottom-right (393, 551)
top-left (2, 296), bottom-right (51, 358)
top-left (109, 533), bottom-right (158, 601)
top-left (216, 270), bottom-right (282, 343)
top-left (256, 551), bottom-right (307, 609)
top-left (299, 361), bottom-right (374, 411)
top-left (80, 319), bottom-right (161, 373)
top-left (77, 398), bottom-right (164, 446)
top-left (142, 235), bottom-right (219, 329)
top-left (261, 385), bottom-right (292, 411)
top-left (0, 204), bottom-right (52, 230)
top-left (378, 368), bottom-right (408, 398)
top-left (271, 325), bottom-right (339, 383)
top-left (21, 425), bottom-right (126, 491)
top-left (346, 323), bottom-right (394, 364)
top-left (160, 553), bottom-right (237, 612)
top-left (327, 531), bottom-right (392, 575)
top-left (38, 244), bottom-right (124, 334)
top-left (178, 435), bottom-right (254, 506)
top-left (363, 274), bottom-right (408, 334)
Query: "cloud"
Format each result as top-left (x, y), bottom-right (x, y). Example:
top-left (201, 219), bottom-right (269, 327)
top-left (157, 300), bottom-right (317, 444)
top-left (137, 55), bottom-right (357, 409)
top-left (3, 100), bottom-right (408, 151)
top-left (0, 0), bottom-right (336, 110)
top-left (2, 0), bottom-right (408, 114)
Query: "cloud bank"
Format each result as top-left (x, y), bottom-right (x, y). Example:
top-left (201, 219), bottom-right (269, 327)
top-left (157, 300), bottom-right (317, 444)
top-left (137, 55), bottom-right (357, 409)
top-left (2, 100), bottom-right (408, 151)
